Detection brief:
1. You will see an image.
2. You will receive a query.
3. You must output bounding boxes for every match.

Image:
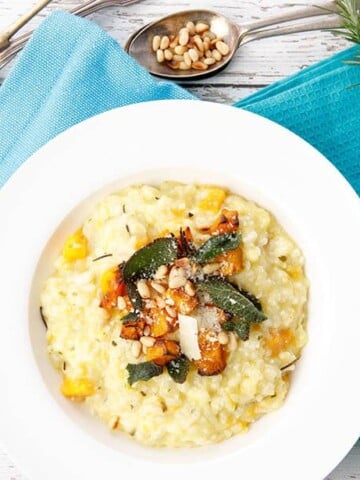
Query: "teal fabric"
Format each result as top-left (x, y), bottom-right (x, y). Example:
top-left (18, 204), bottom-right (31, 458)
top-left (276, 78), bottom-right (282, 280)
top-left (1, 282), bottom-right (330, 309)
top-left (0, 10), bottom-right (359, 193)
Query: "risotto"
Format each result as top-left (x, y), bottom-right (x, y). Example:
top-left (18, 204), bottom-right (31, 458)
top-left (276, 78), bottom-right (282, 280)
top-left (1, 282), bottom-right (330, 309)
top-left (40, 182), bottom-right (308, 447)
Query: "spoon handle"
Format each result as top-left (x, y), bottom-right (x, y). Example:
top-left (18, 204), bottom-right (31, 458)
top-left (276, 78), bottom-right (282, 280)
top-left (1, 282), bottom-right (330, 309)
top-left (239, 0), bottom-right (337, 35)
top-left (241, 14), bottom-right (342, 45)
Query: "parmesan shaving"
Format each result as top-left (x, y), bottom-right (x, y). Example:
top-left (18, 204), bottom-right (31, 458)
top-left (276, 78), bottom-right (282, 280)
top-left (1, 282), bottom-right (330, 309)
top-left (178, 314), bottom-right (201, 360)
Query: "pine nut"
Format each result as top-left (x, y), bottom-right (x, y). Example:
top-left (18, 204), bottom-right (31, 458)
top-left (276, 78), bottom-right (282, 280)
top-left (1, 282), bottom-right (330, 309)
top-left (202, 35), bottom-right (211, 43)
top-left (174, 45), bottom-right (187, 55)
top-left (179, 28), bottom-right (189, 46)
top-left (160, 35), bottom-right (170, 50)
top-left (140, 336), bottom-right (156, 347)
top-left (165, 297), bottom-right (175, 306)
top-left (203, 40), bottom-right (210, 51)
top-left (179, 61), bottom-right (191, 70)
top-left (228, 332), bottom-right (238, 351)
top-left (156, 296), bottom-right (166, 309)
top-left (218, 331), bottom-right (229, 345)
top-left (212, 49), bottom-right (222, 61)
top-left (164, 49), bottom-right (173, 61)
top-left (167, 61), bottom-right (180, 70)
top-left (216, 40), bottom-right (230, 56)
top-left (193, 36), bottom-right (204, 52)
top-left (169, 35), bottom-right (179, 49)
top-left (143, 326), bottom-right (150, 336)
top-left (108, 415), bottom-right (120, 430)
top-left (184, 280), bottom-right (196, 297)
top-left (168, 266), bottom-right (187, 288)
top-left (156, 49), bottom-right (165, 63)
top-left (206, 31), bottom-right (216, 40)
top-left (154, 264), bottom-right (168, 280)
top-left (152, 35), bottom-right (161, 52)
top-left (204, 57), bottom-right (216, 65)
top-left (203, 263), bottom-right (220, 274)
top-left (184, 51), bottom-right (192, 67)
top-left (188, 48), bottom-right (199, 62)
top-left (131, 341), bottom-right (142, 358)
top-left (186, 21), bottom-right (196, 35)
top-left (195, 22), bottom-right (209, 33)
top-left (117, 296), bottom-right (126, 310)
top-left (165, 305), bottom-right (177, 318)
top-left (137, 279), bottom-right (151, 298)
top-left (173, 54), bottom-right (184, 62)
top-left (192, 60), bottom-right (208, 71)
top-left (151, 281), bottom-right (165, 294)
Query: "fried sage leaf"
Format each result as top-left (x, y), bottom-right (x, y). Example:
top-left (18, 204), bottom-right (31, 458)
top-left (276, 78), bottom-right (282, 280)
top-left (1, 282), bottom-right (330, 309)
top-left (125, 281), bottom-right (143, 312)
top-left (222, 319), bottom-right (250, 341)
top-left (126, 361), bottom-right (163, 385)
top-left (121, 311), bottom-right (139, 323)
top-left (194, 232), bottom-right (241, 265)
top-left (167, 354), bottom-right (190, 384)
top-left (196, 277), bottom-right (266, 323)
top-left (123, 237), bottom-right (178, 280)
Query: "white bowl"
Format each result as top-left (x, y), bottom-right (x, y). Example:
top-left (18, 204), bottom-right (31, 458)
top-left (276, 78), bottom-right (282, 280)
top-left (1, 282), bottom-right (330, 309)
top-left (0, 100), bottom-right (359, 480)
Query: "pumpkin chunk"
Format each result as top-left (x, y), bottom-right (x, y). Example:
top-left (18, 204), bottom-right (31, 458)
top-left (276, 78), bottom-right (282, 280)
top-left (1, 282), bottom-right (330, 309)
top-left (216, 247), bottom-right (244, 275)
top-left (120, 318), bottom-right (145, 340)
top-left (100, 267), bottom-right (126, 310)
top-left (167, 288), bottom-right (198, 315)
top-left (208, 209), bottom-right (239, 235)
top-left (265, 328), bottom-right (294, 357)
top-left (146, 339), bottom-right (181, 366)
top-left (195, 329), bottom-right (226, 376)
top-left (148, 307), bottom-right (173, 337)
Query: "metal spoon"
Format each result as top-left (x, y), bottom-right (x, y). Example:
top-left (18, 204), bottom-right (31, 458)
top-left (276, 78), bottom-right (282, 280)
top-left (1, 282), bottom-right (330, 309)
top-left (125, 3), bottom-right (342, 80)
top-left (0, 0), bottom-right (53, 51)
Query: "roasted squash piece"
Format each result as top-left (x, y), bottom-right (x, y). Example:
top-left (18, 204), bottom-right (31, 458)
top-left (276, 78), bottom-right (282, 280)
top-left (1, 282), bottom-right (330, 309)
top-left (167, 288), bottom-right (198, 315)
top-left (264, 328), bottom-right (294, 357)
top-left (146, 339), bottom-right (181, 366)
top-left (148, 307), bottom-right (173, 337)
top-left (216, 247), bottom-right (244, 275)
top-left (100, 267), bottom-right (126, 310)
top-left (61, 376), bottom-right (95, 399)
top-left (195, 329), bottom-right (226, 376)
top-left (120, 318), bottom-right (145, 340)
top-left (207, 209), bottom-right (239, 235)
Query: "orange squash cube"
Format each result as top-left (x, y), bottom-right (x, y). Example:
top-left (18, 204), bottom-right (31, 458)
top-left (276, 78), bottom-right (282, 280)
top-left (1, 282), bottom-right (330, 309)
top-left (146, 339), bottom-right (181, 366)
top-left (195, 330), bottom-right (226, 376)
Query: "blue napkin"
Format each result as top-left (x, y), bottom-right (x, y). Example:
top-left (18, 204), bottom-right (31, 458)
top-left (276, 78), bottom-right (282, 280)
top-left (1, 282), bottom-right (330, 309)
top-left (0, 10), bottom-right (359, 194)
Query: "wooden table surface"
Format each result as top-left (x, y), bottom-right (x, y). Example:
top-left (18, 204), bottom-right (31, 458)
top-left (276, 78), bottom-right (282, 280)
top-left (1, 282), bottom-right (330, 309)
top-left (0, 1), bottom-right (358, 479)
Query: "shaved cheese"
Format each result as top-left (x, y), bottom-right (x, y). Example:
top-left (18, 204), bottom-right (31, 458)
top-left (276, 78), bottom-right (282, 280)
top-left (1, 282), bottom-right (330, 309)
top-left (178, 314), bottom-right (201, 361)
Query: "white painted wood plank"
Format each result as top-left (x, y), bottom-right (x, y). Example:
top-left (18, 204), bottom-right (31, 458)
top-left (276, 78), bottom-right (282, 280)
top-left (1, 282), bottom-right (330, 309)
top-left (0, 1), bottom-right (358, 478)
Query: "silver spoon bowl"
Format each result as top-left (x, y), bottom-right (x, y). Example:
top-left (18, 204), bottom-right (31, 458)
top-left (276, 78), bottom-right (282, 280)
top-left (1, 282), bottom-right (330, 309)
top-left (125, 5), bottom-right (341, 80)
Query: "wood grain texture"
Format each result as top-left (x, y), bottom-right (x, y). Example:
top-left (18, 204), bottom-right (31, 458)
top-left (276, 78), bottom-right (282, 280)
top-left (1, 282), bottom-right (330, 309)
top-left (0, 1), bottom-right (358, 479)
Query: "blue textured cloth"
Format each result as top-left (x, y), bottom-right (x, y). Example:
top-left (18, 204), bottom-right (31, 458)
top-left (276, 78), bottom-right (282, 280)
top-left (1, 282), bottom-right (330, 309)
top-left (0, 10), bottom-right (359, 193)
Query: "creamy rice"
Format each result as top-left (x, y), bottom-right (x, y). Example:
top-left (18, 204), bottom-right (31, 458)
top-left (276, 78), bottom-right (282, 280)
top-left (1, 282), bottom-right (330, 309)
top-left (41, 182), bottom-right (308, 447)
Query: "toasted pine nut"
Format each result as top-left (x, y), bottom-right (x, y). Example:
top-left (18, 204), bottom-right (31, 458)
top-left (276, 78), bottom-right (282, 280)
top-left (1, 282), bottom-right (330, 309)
top-left (164, 49), bottom-right (173, 61)
top-left (184, 280), bottom-right (196, 297)
top-left (228, 332), bottom-right (238, 351)
top-left (140, 336), bottom-right (156, 347)
top-left (167, 61), bottom-right (180, 70)
top-left (179, 61), bottom-right (191, 70)
top-left (169, 35), bottom-right (179, 49)
top-left (173, 54), bottom-right (185, 62)
top-left (144, 326), bottom-right (151, 336)
top-left (117, 296), bottom-right (126, 310)
top-left (206, 31), bottom-right (216, 40)
top-left (151, 281), bottom-right (165, 294)
top-left (152, 35), bottom-right (161, 52)
top-left (156, 296), bottom-right (166, 309)
top-left (131, 341), bottom-right (142, 358)
top-left (193, 35), bottom-right (204, 52)
top-left (137, 279), bottom-right (151, 298)
top-left (165, 305), bottom-right (177, 318)
top-left (195, 22), bottom-right (209, 33)
top-left (179, 28), bottom-right (189, 46)
top-left (218, 331), bottom-right (229, 345)
top-left (168, 266), bottom-right (187, 288)
top-left (192, 61), bottom-right (208, 71)
top-left (154, 265), bottom-right (168, 280)
top-left (216, 40), bottom-right (230, 56)
top-left (205, 50), bottom-right (213, 58)
top-left (160, 35), bottom-right (170, 50)
top-left (156, 49), bottom-right (165, 63)
top-left (165, 297), bottom-right (175, 306)
top-left (174, 45), bottom-right (187, 55)
top-left (204, 57), bottom-right (216, 65)
top-left (202, 263), bottom-right (220, 274)
top-left (212, 49), bottom-right (222, 61)
top-left (188, 48), bottom-right (199, 62)
top-left (203, 40), bottom-right (210, 51)
top-left (108, 415), bottom-right (120, 430)
top-left (202, 35), bottom-right (211, 43)
top-left (186, 21), bottom-right (196, 35)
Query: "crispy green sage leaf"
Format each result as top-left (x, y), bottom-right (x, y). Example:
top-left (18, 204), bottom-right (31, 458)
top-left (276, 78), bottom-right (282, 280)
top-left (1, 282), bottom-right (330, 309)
top-left (126, 361), bottom-right (163, 385)
top-left (196, 277), bottom-right (266, 323)
top-left (222, 319), bottom-right (250, 341)
top-left (123, 237), bottom-right (178, 280)
top-left (121, 311), bottom-right (139, 323)
top-left (125, 281), bottom-right (143, 312)
top-left (167, 355), bottom-right (190, 384)
top-left (194, 232), bottom-right (241, 265)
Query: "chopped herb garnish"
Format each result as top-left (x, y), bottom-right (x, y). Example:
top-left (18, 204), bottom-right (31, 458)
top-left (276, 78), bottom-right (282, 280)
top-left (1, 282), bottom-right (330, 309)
top-left (63, 361), bottom-right (67, 371)
top-left (155, 196), bottom-right (160, 200)
top-left (122, 204), bottom-right (126, 213)
top-left (40, 306), bottom-right (48, 329)
top-left (194, 232), bottom-right (241, 265)
top-left (112, 340), bottom-right (118, 346)
top-left (188, 212), bottom-right (194, 217)
top-left (222, 319), bottom-right (250, 341)
top-left (126, 361), bottom-right (163, 385)
top-left (196, 277), bottom-right (266, 323)
top-left (123, 237), bottom-right (178, 280)
top-left (92, 253), bottom-right (113, 262)
top-left (125, 224), bottom-right (130, 234)
top-left (167, 355), bottom-right (190, 383)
